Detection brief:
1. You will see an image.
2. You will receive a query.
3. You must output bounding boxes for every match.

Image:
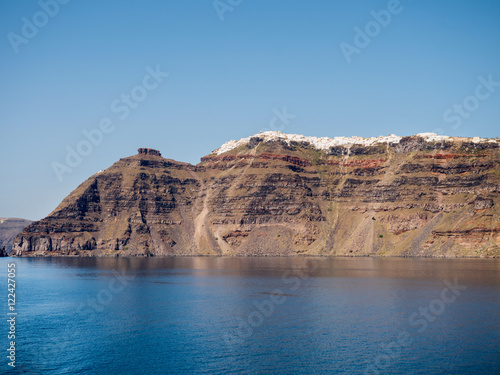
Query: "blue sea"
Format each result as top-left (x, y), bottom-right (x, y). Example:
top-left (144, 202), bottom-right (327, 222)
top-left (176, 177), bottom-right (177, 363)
top-left (1, 257), bottom-right (499, 374)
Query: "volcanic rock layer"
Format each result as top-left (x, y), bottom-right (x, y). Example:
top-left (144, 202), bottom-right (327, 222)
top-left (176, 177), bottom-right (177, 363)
top-left (12, 133), bottom-right (500, 257)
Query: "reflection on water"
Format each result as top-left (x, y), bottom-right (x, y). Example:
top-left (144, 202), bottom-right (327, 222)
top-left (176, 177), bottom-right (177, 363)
top-left (21, 256), bottom-right (500, 285)
top-left (1, 257), bottom-right (499, 375)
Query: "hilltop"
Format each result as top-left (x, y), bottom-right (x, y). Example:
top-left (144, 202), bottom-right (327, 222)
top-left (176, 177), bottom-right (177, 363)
top-left (12, 132), bottom-right (500, 258)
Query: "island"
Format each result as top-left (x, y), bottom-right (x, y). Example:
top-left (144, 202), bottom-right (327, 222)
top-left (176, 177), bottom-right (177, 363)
top-left (12, 132), bottom-right (500, 258)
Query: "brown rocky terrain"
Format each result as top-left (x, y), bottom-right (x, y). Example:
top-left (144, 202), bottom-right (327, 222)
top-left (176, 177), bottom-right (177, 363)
top-left (12, 133), bottom-right (500, 258)
top-left (0, 218), bottom-right (32, 254)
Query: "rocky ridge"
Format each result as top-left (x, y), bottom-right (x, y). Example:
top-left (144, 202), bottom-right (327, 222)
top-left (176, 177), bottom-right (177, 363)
top-left (0, 217), bottom-right (32, 254)
top-left (0, 218), bottom-right (33, 254)
top-left (12, 132), bottom-right (500, 258)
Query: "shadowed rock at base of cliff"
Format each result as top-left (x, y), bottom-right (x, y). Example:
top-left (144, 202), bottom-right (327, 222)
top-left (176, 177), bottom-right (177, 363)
top-left (12, 133), bottom-right (500, 258)
top-left (0, 218), bottom-right (33, 254)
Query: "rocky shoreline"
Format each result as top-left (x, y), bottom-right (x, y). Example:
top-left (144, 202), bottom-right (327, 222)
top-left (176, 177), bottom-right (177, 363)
top-left (13, 132), bottom-right (500, 258)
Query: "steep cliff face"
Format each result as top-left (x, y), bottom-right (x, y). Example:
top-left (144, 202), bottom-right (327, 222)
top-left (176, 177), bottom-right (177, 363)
top-left (0, 218), bottom-right (32, 253)
top-left (12, 133), bottom-right (500, 257)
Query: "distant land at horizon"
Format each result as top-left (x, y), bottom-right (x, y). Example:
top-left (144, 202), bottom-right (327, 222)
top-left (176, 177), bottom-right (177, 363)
top-left (0, 218), bottom-right (33, 254)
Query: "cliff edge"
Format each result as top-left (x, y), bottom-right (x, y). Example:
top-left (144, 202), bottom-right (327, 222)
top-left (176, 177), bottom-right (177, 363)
top-left (0, 218), bottom-right (33, 254)
top-left (12, 132), bottom-right (500, 257)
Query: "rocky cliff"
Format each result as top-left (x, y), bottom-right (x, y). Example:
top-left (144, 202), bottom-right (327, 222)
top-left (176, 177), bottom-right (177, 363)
top-left (12, 132), bottom-right (500, 257)
top-left (0, 218), bottom-right (33, 254)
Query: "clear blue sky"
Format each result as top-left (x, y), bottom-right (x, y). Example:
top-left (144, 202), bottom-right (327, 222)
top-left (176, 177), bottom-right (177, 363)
top-left (1, 0), bottom-right (499, 220)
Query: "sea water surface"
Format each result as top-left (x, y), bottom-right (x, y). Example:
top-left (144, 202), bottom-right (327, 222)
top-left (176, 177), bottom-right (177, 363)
top-left (1, 257), bottom-right (499, 374)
